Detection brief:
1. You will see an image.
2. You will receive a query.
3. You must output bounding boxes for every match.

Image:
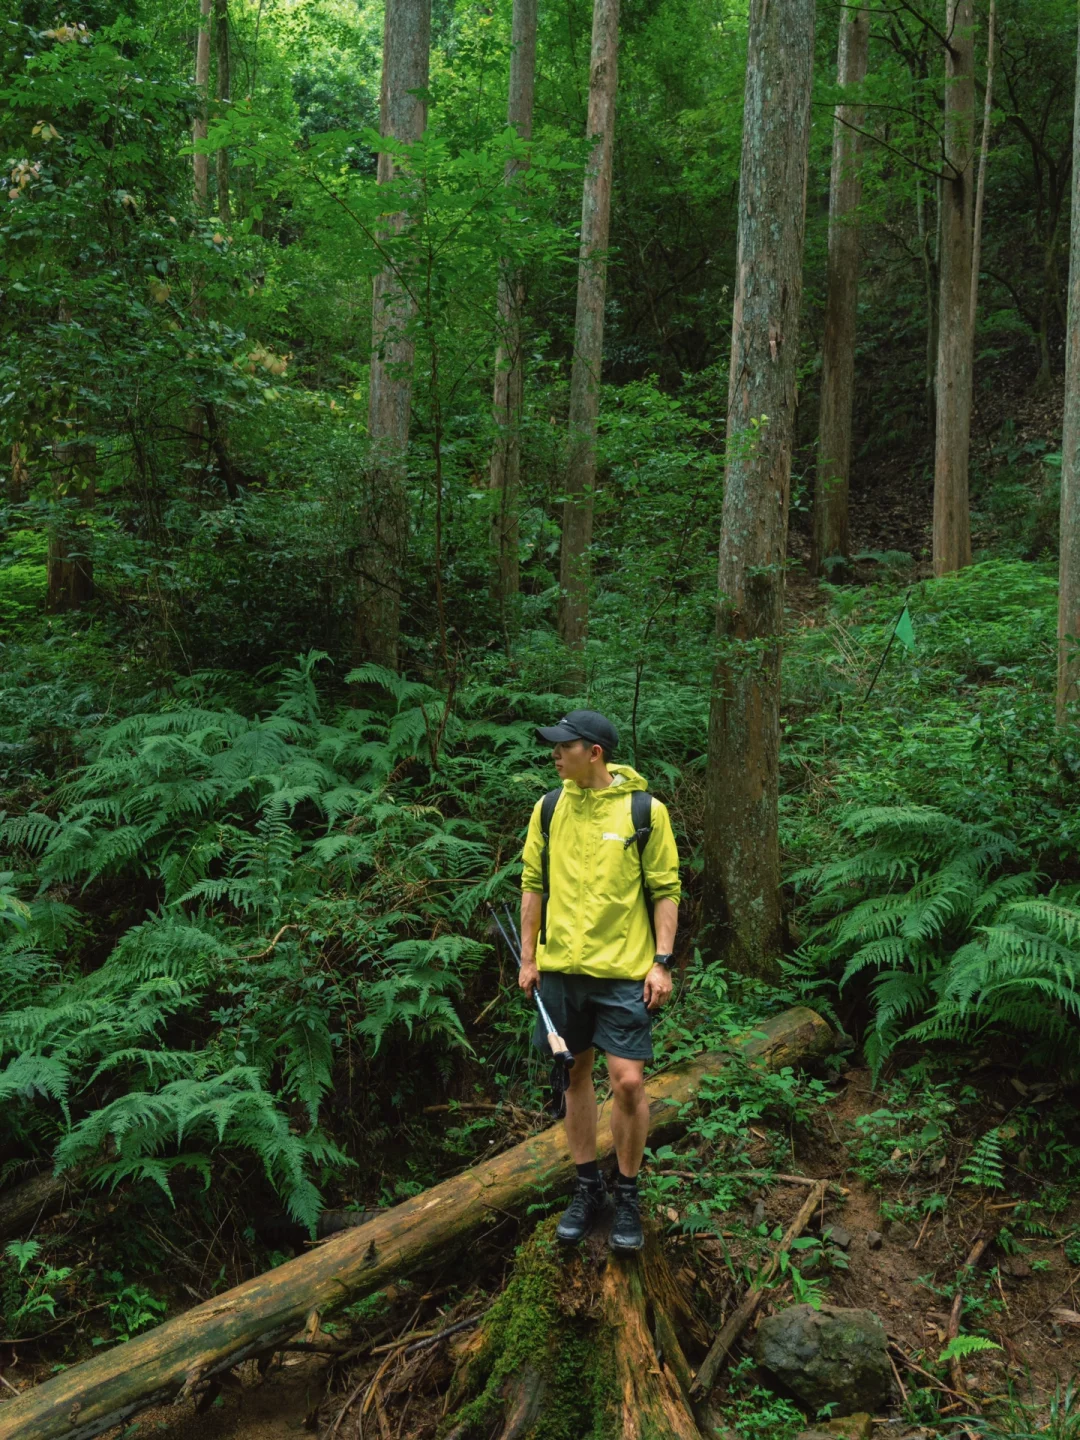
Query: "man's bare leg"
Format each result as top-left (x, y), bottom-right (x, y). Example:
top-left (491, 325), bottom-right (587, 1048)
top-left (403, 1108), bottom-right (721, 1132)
top-left (606, 1054), bottom-right (649, 1178)
top-left (562, 1047), bottom-right (597, 1163)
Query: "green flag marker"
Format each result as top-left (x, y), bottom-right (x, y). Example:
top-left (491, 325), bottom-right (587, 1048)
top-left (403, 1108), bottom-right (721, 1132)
top-left (895, 606), bottom-right (916, 652)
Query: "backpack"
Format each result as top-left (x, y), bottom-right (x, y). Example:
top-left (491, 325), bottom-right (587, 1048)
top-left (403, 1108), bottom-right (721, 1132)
top-left (538, 787), bottom-right (654, 946)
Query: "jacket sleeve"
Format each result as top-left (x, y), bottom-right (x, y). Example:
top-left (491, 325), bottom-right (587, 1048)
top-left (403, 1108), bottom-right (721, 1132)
top-left (520, 798), bottom-right (545, 893)
top-left (643, 799), bottom-right (681, 905)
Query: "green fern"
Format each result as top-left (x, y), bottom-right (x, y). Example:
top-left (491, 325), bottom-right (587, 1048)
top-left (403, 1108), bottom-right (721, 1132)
top-left (790, 806), bottom-right (1080, 1078)
top-left (962, 1130), bottom-right (1006, 1191)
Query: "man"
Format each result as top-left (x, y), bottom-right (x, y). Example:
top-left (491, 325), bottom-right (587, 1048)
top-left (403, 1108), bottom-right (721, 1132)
top-left (519, 709), bottom-right (680, 1252)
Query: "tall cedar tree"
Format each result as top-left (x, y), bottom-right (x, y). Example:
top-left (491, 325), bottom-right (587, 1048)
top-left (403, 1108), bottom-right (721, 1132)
top-left (812, 4), bottom-right (869, 580)
top-left (933, 0), bottom-right (975, 576)
top-left (556, 0), bottom-right (620, 656)
top-left (702, 0), bottom-right (815, 980)
top-left (215, 0), bottom-right (230, 223)
top-left (489, 0), bottom-right (538, 614)
top-left (193, 0), bottom-right (211, 207)
top-left (356, 0), bottom-right (431, 668)
top-left (1057, 4), bottom-right (1080, 722)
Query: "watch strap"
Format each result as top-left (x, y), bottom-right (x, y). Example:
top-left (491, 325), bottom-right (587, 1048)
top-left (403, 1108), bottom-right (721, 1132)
top-left (654, 952), bottom-right (675, 969)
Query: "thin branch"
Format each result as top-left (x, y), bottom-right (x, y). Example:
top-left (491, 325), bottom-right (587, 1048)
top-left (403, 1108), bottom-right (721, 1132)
top-left (829, 110), bottom-right (949, 180)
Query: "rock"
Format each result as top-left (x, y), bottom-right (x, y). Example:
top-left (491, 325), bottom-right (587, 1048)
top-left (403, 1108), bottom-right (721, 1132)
top-left (823, 1417), bottom-right (873, 1439)
top-left (886, 1221), bottom-right (914, 1246)
top-left (866, 1230), bottom-right (883, 1250)
top-left (1001, 1256), bottom-right (1031, 1279)
top-left (822, 1223), bottom-right (852, 1250)
top-left (795, 1420), bottom-right (873, 1440)
top-left (754, 1305), bottom-right (891, 1414)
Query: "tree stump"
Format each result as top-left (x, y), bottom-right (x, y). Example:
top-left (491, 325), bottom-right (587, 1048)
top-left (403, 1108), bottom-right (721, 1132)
top-left (443, 1217), bottom-right (706, 1440)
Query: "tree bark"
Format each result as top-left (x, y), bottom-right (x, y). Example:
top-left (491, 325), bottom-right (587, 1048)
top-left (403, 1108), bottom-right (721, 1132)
top-left (1056, 9), bottom-right (1080, 722)
top-left (0, 1008), bottom-right (833, 1440)
top-left (0, 1172), bottom-right (70, 1244)
top-left (932, 0), bottom-right (975, 577)
top-left (489, 0), bottom-right (537, 618)
top-left (10, 440), bottom-right (29, 504)
top-left (192, 0), bottom-right (211, 208)
top-left (556, 0), bottom-right (620, 656)
top-left (355, 0), bottom-right (431, 670)
top-left (969, 0), bottom-right (994, 337)
top-left (812, 4), bottom-right (870, 580)
top-left (444, 1223), bottom-right (706, 1440)
top-left (701, 0), bottom-right (815, 980)
top-left (214, 0), bottom-right (230, 224)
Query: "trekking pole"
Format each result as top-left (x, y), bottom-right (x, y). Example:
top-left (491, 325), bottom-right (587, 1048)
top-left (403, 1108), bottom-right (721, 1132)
top-left (489, 905), bottom-right (574, 1117)
top-left (490, 907), bottom-right (574, 1067)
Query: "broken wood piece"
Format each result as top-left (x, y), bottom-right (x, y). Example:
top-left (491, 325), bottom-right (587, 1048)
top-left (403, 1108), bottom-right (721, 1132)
top-left (0, 1005), bottom-right (834, 1440)
top-left (946, 1228), bottom-right (997, 1397)
top-left (689, 1177), bottom-right (828, 1399)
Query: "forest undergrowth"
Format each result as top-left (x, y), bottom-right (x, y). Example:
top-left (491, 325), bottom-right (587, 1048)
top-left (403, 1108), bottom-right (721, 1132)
top-left (4, 555), bottom-right (1080, 1436)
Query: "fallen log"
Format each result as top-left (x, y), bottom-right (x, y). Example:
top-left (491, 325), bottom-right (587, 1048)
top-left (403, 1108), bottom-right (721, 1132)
top-left (0, 1172), bottom-right (71, 1244)
top-left (0, 1005), bottom-right (833, 1440)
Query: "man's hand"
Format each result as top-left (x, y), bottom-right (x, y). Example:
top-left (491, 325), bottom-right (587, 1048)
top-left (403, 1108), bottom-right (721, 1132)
top-left (643, 963), bottom-right (673, 1012)
top-left (518, 958), bottom-right (539, 997)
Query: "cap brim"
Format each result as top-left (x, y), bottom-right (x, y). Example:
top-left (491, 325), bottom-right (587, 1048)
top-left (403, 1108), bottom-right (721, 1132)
top-left (536, 724), bottom-right (579, 744)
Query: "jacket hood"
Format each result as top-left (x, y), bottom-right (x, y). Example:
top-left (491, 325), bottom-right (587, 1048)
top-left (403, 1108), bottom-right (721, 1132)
top-left (561, 763), bottom-right (648, 797)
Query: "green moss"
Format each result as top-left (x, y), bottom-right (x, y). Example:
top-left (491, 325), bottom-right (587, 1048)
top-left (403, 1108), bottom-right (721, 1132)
top-left (442, 1221), bottom-right (616, 1440)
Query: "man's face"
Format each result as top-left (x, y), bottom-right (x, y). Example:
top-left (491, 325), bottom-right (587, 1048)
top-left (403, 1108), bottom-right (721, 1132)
top-left (552, 739), bottom-right (597, 785)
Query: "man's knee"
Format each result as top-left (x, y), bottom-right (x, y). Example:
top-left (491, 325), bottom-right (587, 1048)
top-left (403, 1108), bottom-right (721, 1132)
top-left (567, 1049), bottom-right (595, 1088)
top-left (607, 1058), bottom-right (645, 1107)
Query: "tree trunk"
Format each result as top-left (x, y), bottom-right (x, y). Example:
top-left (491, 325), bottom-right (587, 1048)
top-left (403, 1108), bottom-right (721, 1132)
top-left (355, 0), bottom-right (431, 670)
top-left (811, 4), bottom-right (870, 580)
top-left (701, 0), bottom-right (815, 981)
top-left (556, 0), bottom-right (620, 657)
top-left (918, 176), bottom-right (941, 440)
top-left (932, 0), bottom-right (975, 577)
top-left (1056, 11), bottom-right (1080, 722)
top-left (45, 442), bottom-right (95, 613)
top-left (214, 0), bottom-right (230, 224)
top-left (969, 0), bottom-right (994, 337)
top-left (0, 1008), bottom-right (833, 1440)
top-left (192, 0), bottom-right (211, 208)
top-left (444, 1224), bottom-right (706, 1440)
top-left (10, 440), bottom-right (29, 504)
top-left (489, 0), bottom-right (537, 619)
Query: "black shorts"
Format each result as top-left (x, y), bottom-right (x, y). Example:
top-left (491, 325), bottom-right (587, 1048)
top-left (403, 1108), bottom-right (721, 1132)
top-left (532, 972), bottom-right (654, 1062)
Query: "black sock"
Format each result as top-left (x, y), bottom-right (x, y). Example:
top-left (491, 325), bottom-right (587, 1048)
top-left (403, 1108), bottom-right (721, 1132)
top-left (616, 1169), bottom-right (638, 1188)
top-left (576, 1160), bottom-right (600, 1184)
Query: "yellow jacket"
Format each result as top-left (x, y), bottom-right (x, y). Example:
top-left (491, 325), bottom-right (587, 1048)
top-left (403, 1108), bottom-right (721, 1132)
top-left (520, 765), bottom-right (681, 980)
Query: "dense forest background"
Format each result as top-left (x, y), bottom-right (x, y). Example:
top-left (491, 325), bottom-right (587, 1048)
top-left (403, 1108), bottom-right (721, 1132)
top-left (5, 0), bottom-right (1080, 1436)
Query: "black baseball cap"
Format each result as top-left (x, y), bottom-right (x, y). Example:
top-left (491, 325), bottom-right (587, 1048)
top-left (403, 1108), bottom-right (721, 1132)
top-left (535, 709), bottom-right (619, 753)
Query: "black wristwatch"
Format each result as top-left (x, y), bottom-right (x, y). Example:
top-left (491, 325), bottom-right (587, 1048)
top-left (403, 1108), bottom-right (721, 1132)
top-left (653, 953), bottom-right (675, 969)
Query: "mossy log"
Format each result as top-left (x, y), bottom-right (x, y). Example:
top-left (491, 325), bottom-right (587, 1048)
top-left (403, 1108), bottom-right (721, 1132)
top-left (0, 1171), bottom-right (70, 1243)
top-left (0, 1006), bottom-right (832, 1440)
top-left (443, 1220), bottom-right (705, 1440)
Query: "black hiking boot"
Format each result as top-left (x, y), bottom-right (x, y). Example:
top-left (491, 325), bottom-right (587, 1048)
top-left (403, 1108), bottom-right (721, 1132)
top-left (609, 1178), bottom-right (644, 1253)
top-left (555, 1177), bottom-right (608, 1244)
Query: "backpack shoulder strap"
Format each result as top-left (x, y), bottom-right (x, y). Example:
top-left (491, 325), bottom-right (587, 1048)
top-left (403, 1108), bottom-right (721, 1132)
top-left (540, 788), bottom-right (562, 840)
top-left (630, 790), bottom-right (653, 858)
top-left (538, 789), bottom-right (561, 945)
top-left (629, 790), bottom-right (655, 940)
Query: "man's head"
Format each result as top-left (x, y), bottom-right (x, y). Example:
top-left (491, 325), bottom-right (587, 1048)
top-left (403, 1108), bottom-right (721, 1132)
top-left (535, 710), bottom-right (619, 787)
